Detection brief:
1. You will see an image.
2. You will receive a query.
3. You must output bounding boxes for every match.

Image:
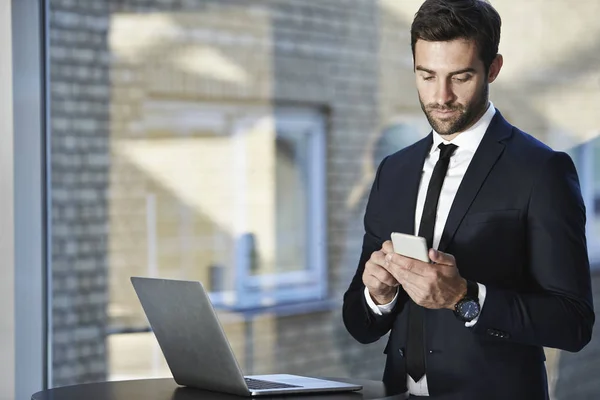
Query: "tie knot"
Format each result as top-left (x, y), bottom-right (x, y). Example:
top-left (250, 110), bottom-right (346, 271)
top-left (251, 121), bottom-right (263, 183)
top-left (438, 143), bottom-right (458, 160)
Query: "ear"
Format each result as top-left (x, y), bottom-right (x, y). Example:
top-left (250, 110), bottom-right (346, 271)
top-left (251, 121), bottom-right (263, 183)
top-left (487, 54), bottom-right (503, 83)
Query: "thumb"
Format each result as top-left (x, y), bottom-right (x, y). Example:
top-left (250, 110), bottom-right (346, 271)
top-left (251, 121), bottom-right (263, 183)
top-left (429, 248), bottom-right (455, 266)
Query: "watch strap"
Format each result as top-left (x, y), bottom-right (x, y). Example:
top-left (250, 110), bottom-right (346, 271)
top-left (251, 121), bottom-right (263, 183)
top-left (465, 279), bottom-right (479, 301)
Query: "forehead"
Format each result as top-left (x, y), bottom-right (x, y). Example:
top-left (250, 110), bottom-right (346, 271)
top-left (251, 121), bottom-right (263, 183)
top-left (414, 39), bottom-right (482, 72)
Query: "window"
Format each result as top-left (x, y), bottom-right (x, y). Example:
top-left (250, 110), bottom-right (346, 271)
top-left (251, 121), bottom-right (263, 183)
top-left (38, 0), bottom-right (600, 394)
top-left (229, 107), bottom-right (327, 307)
top-left (569, 133), bottom-right (600, 267)
top-left (108, 103), bottom-right (327, 335)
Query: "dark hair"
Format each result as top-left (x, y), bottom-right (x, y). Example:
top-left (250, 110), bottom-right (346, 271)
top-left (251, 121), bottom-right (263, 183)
top-left (411, 0), bottom-right (501, 73)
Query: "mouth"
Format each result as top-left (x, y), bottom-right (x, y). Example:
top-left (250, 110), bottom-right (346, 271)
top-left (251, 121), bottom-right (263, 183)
top-left (432, 109), bottom-right (458, 117)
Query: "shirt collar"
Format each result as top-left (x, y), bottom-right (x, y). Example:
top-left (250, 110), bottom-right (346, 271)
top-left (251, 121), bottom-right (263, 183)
top-left (430, 101), bottom-right (496, 155)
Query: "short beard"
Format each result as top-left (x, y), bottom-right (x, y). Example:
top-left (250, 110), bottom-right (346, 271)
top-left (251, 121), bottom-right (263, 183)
top-left (419, 83), bottom-right (489, 136)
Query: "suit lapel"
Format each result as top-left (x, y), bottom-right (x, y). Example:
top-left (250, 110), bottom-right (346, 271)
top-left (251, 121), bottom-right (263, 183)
top-left (438, 110), bottom-right (514, 252)
top-left (394, 133), bottom-right (433, 236)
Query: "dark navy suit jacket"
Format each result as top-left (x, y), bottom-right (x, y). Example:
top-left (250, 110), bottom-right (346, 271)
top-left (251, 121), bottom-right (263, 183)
top-left (343, 110), bottom-right (595, 399)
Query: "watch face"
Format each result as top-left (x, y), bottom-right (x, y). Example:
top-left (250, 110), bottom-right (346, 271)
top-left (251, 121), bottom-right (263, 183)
top-left (458, 300), bottom-right (480, 320)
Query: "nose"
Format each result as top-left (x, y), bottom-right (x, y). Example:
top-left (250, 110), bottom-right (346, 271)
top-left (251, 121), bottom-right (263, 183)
top-left (435, 80), bottom-right (456, 106)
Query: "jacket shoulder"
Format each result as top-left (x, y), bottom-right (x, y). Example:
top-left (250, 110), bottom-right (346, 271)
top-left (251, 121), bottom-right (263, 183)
top-left (505, 126), bottom-right (568, 166)
top-left (385, 135), bottom-right (431, 165)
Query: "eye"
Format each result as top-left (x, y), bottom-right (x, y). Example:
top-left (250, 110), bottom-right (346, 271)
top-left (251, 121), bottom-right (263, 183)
top-left (453, 75), bottom-right (471, 83)
top-left (422, 76), bottom-right (434, 81)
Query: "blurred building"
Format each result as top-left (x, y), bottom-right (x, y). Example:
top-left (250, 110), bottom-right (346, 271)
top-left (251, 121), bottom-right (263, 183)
top-left (48, 0), bottom-right (600, 398)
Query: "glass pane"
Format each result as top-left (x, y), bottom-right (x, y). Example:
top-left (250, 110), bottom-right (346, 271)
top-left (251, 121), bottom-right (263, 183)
top-left (47, 0), bottom-right (600, 397)
top-left (49, 1), bottom-right (331, 385)
top-left (273, 131), bottom-right (309, 274)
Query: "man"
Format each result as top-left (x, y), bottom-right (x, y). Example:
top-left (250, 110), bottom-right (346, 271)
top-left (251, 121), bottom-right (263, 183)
top-left (342, 0), bottom-right (595, 398)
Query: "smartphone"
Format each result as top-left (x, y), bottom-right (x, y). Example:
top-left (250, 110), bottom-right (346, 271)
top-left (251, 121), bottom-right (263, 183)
top-left (390, 232), bottom-right (430, 263)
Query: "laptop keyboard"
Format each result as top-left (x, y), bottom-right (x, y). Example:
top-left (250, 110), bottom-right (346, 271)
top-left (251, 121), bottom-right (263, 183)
top-left (245, 377), bottom-right (301, 390)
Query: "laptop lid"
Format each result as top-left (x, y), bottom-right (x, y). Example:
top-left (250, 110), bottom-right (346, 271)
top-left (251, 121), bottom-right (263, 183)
top-left (131, 277), bottom-right (250, 396)
top-left (130, 277), bottom-right (362, 396)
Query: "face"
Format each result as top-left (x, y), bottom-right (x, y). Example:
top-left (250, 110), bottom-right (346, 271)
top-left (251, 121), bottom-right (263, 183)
top-left (414, 38), bottom-right (501, 138)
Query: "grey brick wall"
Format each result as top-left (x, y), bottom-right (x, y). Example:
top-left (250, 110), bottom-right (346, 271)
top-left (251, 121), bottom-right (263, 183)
top-left (49, 0), bottom-right (111, 386)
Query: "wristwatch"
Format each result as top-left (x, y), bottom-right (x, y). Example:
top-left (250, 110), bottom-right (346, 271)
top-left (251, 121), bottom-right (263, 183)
top-left (453, 280), bottom-right (480, 322)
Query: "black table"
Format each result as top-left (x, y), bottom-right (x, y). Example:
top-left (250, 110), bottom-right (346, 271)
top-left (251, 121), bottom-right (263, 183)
top-left (31, 377), bottom-right (407, 400)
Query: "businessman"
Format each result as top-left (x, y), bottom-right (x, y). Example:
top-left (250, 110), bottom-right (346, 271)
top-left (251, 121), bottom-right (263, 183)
top-left (342, 0), bottom-right (595, 398)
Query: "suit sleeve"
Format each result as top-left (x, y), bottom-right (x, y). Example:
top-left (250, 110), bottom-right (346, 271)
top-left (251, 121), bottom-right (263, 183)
top-left (342, 156), bottom-right (409, 344)
top-left (472, 152), bottom-right (595, 352)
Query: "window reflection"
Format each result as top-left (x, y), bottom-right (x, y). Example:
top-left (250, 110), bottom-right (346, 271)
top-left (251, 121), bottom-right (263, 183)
top-left (48, 0), bottom-right (600, 396)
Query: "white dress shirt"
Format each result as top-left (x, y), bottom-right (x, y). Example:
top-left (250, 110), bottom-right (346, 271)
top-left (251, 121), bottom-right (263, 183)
top-left (363, 102), bottom-right (496, 396)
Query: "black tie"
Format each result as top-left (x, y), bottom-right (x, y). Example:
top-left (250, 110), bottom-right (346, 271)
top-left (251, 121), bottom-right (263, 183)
top-left (406, 143), bottom-right (458, 382)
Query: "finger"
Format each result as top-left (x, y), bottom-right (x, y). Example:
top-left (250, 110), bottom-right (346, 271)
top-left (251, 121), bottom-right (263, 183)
top-left (380, 253), bottom-right (403, 280)
top-left (376, 252), bottom-right (417, 284)
top-left (382, 260), bottom-right (417, 290)
top-left (370, 250), bottom-right (388, 268)
top-left (365, 260), bottom-right (399, 287)
top-left (393, 264), bottom-right (430, 289)
top-left (429, 249), bottom-right (456, 266)
top-left (386, 253), bottom-right (430, 277)
top-left (364, 274), bottom-right (398, 293)
top-left (379, 252), bottom-right (401, 277)
top-left (369, 270), bottom-right (400, 288)
top-left (381, 240), bottom-right (394, 255)
top-left (366, 273), bottom-right (400, 289)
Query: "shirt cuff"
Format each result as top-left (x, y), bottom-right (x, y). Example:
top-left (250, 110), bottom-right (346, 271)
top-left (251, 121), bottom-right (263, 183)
top-left (465, 283), bottom-right (486, 327)
top-left (364, 286), bottom-right (398, 316)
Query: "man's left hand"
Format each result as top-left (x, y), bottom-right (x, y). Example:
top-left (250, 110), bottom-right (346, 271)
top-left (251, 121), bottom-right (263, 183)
top-left (381, 242), bottom-right (466, 310)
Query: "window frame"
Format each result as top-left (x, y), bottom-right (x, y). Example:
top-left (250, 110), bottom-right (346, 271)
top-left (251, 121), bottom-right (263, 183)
top-left (121, 100), bottom-right (328, 310)
top-left (226, 106), bottom-right (328, 309)
top-left (1, 0), bottom-right (48, 397)
top-left (572, 137), bottom-right (600, 268)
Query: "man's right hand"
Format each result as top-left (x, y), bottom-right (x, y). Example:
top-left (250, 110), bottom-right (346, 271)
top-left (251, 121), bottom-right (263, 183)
top-left (362, 240), bottom-right (399, 305)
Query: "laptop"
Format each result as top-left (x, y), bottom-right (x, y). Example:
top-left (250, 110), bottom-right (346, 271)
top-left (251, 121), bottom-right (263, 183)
top-left (130, 277), bottom-right (363, 396)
